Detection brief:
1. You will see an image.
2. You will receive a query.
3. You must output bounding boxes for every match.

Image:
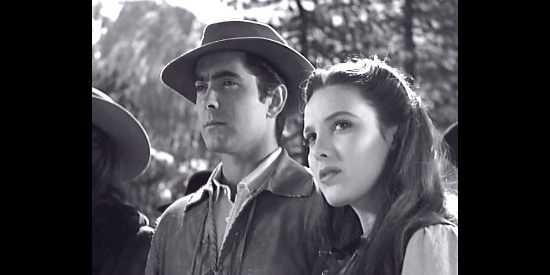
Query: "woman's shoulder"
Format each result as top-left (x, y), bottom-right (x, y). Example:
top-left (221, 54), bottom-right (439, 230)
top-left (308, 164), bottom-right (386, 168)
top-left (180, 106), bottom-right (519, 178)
top-left (410, 223), bottom-right (458, 242)
top-left (402, 223), bottom-right (458, 275)
top-left (406, 223), bottom-right (458, 254)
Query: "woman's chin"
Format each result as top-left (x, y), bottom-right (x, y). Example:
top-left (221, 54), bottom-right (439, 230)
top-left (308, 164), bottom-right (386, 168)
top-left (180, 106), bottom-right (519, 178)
top-left (325, 195), bottom-right (349, 208)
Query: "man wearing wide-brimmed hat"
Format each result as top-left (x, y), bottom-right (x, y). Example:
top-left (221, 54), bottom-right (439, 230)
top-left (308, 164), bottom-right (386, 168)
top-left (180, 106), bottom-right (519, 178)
top-left (146, 20), bottom-right (361, 275)
top-left (92, 87), bottom-right (153, 275)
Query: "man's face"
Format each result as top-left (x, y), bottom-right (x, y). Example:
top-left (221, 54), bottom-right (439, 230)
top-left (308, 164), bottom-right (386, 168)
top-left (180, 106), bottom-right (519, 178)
top-left (194, 50), bottom-right (272, 156)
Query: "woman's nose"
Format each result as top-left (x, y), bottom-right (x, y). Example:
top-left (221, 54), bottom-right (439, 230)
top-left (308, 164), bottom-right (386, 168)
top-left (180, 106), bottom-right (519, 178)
top-left (311, 136), bottom-right (330, 161)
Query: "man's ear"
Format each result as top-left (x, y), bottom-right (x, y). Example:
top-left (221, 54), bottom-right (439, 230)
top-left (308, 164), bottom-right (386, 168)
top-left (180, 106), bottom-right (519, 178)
top-left (266, 84), bottom-right (287, 118)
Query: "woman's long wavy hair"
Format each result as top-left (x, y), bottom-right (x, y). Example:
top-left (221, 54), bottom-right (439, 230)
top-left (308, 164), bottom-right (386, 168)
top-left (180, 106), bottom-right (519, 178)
top-left (92, 123), bottom-right (124, 206)
top-left (301, 56), bottom-right (457, 275)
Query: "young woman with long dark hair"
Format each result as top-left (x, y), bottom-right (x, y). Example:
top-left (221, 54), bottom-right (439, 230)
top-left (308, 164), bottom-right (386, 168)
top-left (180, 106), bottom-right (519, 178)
top-left (302, 57), bottom-right (458, 275)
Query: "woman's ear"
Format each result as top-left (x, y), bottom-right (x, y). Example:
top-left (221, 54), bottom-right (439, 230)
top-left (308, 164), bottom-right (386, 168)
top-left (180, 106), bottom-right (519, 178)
top-left (266, 84), bottom-right (287, 118)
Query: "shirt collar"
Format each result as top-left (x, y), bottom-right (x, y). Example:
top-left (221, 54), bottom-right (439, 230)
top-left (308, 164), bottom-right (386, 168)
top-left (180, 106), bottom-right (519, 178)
top-left (210, 147), bottom-right (282, 199)
top-left (185, 148), bottom-right (314, 211)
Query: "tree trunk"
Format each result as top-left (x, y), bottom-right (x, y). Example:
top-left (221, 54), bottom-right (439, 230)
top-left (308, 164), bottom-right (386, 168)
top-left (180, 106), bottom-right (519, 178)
top-left (403, 0), bottom-right (416, 79)
top-left (295, 0), bottom-right (309, 58)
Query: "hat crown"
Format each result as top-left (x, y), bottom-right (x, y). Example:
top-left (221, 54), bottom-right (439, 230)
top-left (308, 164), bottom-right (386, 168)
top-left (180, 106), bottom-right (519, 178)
top-left (201, 20), bottom-right (287, 46)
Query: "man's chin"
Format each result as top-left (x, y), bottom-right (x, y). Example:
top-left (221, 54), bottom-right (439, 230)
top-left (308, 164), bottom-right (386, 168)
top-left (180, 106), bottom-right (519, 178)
top-left (204, 140), bottom-right (228, 153)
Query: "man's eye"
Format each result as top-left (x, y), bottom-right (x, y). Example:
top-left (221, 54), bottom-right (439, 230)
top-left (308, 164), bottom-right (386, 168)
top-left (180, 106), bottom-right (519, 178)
top-left (195, 82), bottom-right (207, 93)
top-left (223, 80), bottom-right (237, 87)
top-left (303, 133), bottom-right (316, 147)
top-left (334, 121), bottom-right (351, 131)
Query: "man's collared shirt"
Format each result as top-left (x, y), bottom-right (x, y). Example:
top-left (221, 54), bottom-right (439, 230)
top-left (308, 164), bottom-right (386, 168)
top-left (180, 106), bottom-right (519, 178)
top-left (145, 148), bottom-right (363, 275)
top-left (209, 147), bottom-right (282, 255)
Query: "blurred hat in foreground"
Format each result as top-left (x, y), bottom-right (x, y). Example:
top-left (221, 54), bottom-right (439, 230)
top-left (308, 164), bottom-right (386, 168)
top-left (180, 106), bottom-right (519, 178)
top-left (92, 87), bottom-right (151, 181)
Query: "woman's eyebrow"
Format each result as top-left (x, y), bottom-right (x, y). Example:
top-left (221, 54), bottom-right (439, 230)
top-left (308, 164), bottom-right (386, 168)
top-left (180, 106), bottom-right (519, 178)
top-left (323, 111), bottom-right (359, 122)
top-left (303, 111), bottom-right (358, 134)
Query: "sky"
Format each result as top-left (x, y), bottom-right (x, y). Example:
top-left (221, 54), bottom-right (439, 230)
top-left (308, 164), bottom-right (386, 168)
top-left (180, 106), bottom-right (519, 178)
top-left (92, 0), bottom-right (283, 45)
top-left (91, 0), bottom-right (285, 23)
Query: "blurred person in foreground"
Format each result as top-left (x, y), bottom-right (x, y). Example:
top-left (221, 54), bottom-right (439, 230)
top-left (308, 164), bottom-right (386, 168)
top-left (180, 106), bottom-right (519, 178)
top-left (302, 57), bottom-right (458, 275)
top-left (92, 87), bottom-right (153, 275)
top-left (145, 20), bottom-right (361, 275)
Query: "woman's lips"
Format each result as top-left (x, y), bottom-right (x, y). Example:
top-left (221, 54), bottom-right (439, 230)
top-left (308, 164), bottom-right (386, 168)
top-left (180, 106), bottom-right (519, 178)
top-left (319, 166), bottom-right (341, 183)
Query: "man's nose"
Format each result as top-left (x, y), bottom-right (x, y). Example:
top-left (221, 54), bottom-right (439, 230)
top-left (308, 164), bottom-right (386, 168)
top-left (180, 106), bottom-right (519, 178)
top-left (201, 86), bottom-right (219, 110)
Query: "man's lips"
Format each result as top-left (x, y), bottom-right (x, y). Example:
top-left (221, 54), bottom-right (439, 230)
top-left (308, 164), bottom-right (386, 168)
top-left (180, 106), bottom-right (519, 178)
top-left (319, 166), bottom-right (342, 183)
top-left (204, 121), bottom-right (227, 128)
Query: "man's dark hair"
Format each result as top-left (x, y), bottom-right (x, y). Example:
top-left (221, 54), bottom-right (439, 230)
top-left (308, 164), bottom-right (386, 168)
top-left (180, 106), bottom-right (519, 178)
top-left (243, 52), bottom-right (287, 143)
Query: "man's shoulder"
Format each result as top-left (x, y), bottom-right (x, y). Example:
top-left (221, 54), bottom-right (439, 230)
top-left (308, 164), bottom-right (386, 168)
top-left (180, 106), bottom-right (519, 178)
top-left (267, 152), bottom-right (317, 197)
top-left (164, 189), bottom-right (208, 214)
top-left (155, 189), bottom-right (209, 231)
top-left (163, 195), bottom-right (192, 215)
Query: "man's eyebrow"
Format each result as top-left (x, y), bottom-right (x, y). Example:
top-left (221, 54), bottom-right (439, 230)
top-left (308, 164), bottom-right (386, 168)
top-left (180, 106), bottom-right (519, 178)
top-left (196, 70), bottom-right (242, 82)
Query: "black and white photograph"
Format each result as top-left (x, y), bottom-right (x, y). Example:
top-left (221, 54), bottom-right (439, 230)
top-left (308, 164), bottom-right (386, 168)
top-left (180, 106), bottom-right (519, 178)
top-left (92, 0), bottom-right (458, 274)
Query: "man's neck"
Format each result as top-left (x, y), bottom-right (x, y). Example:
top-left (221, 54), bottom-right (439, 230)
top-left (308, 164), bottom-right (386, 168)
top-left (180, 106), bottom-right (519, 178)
top-left (220, 144), bottom-right (278, 188)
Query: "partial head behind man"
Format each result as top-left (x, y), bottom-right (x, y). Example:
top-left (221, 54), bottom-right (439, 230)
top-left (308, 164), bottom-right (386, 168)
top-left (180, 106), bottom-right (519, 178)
top-left (156, 170), bottom-right (212, 213)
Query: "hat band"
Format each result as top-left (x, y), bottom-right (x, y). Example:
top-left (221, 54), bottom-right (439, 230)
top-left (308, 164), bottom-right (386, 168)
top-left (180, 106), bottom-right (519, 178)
top-left (201, 24), bottom-right (286, 45)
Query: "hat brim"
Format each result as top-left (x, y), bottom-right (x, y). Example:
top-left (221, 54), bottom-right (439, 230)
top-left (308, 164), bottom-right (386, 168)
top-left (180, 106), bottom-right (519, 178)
top-left (92, 97), bottom-right (151, 181)
top-left (161, 38), bottom-right (314, 117)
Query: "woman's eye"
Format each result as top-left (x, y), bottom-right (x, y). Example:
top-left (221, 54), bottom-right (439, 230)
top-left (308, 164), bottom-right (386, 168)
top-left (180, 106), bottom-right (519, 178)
top-left (303, 133), bottom-right (316, 147)
top-left (334, 121), bottom-right (351, 131)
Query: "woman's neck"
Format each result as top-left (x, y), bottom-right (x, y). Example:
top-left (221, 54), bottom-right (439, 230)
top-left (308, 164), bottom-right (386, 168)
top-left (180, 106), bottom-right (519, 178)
top-left (352, 206), bottom-right (378, 238)
top-left (350, 185), bottom-right (384, 238)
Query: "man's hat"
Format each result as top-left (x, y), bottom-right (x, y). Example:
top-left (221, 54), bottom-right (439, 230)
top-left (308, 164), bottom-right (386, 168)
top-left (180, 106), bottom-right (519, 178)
top-left (92, 88), bottom-right (151, 181)
top-left (161, 20), bottom-right (314, 116)
top-left (443, 122), bottom-right (458, 167)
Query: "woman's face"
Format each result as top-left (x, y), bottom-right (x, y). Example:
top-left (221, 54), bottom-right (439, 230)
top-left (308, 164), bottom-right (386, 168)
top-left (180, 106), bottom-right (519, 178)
top-left (304, 84), bottom-right (395, 208)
